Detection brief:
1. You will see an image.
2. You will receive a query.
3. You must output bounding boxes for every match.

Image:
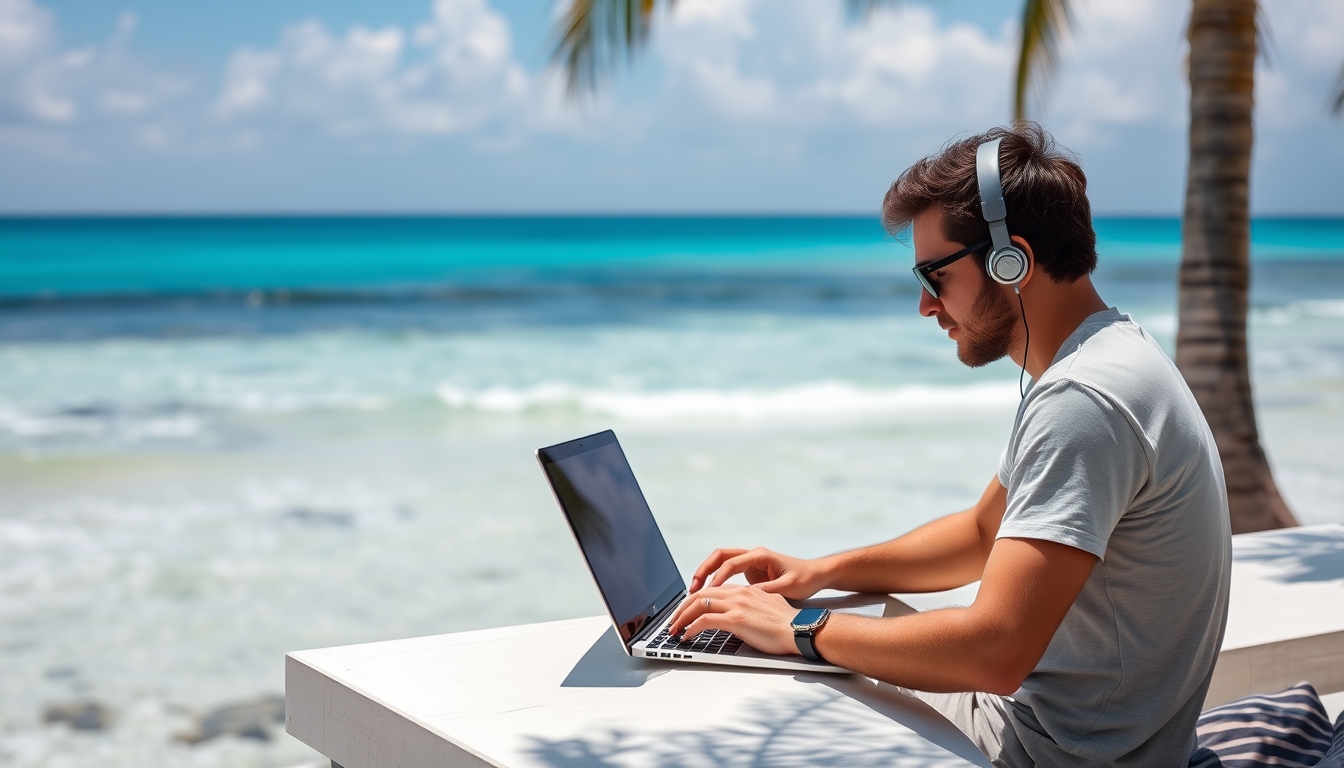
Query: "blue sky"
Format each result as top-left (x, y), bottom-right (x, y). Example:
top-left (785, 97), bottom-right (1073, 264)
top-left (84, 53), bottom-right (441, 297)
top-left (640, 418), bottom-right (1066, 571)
top-left (1, 0), bottom-right (1341, 214)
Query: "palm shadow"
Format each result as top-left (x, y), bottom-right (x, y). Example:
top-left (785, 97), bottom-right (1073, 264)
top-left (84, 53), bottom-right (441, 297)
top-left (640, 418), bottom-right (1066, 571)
top-left (550, 593), bottom-right (991, 766)
top-left (523, 681), bottom-right (990, 767)
top-left (1233, 526), bottom-right (1344, 583)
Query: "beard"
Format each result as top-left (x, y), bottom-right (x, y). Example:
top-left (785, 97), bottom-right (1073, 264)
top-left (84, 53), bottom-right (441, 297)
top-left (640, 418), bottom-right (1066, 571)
top-left (952, 276), bottom-right (1020, 368)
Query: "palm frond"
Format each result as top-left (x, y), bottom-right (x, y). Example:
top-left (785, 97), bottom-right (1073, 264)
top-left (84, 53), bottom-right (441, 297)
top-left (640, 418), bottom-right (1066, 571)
top-left (844, 0), bottom-right (902, 22)
top-left (1013, 0), bottom-right (1074, 123)
top-left (551, 0), bottom-right (669, 98)
top-left (1253, 1), bottom-right (1275, 70)
top-left (1332, 60), bottom-right (1344, 115)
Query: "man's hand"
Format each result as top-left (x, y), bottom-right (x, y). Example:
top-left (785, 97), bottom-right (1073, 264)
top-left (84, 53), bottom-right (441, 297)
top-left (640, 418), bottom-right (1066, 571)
top-left (666, 584), bottom-right (799, 656)
top-left (688, 547), bottom-right (828, 599)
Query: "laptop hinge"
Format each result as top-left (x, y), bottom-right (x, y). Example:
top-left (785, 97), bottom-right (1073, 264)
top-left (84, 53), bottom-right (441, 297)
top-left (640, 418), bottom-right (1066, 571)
top-left (632, 590), bottom-right (687, 646)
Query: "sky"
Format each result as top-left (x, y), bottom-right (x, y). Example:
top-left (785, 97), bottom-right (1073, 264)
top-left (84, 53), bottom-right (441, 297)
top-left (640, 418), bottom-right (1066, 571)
top-left (0, 0), bottom-right (1341, 215)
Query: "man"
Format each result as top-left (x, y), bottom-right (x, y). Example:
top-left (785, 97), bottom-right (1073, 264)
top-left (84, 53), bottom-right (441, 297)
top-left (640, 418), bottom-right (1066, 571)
top-left (668, 124), bottom-right (1232, 767)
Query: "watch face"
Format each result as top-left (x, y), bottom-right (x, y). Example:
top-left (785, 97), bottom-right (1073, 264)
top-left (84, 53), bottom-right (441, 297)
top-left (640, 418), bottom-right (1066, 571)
top-left (792, 608), bottom-right (827, 629)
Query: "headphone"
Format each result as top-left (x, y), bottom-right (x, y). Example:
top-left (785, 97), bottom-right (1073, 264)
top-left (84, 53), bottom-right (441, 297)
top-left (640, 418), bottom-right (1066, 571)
top-left (975, 139), bottom-right (1029, 292)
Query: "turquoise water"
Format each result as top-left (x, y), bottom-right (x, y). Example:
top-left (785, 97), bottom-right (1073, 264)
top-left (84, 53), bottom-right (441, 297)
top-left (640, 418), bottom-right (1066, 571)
top-left (0, 216), bottom-right (1340, 768)
top-left (2, 216), bottom-right (1341, 299)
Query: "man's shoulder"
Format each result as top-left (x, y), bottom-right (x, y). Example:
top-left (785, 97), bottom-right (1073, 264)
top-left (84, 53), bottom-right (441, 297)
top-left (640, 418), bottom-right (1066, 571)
top-left (1038, 313), bottom-right (1183, 407)
top-left (1022, 311), bottom-right (1214, 470)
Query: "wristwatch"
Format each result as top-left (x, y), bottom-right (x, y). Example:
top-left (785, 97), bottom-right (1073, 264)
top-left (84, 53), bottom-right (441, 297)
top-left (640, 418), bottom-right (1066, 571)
top-left (791, 608), bottom-right (831, 663)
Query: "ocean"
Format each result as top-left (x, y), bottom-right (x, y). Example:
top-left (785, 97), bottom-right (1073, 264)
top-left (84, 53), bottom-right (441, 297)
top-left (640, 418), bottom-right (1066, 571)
top-left (2, 216), bottom-right (1342, 767)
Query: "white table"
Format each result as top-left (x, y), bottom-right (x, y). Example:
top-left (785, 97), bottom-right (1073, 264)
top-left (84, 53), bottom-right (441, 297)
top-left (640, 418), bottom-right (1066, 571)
top-left (286, 524), bottom-right (1344, 768)
top-left (1208, 523), bottom-right (1344, 706)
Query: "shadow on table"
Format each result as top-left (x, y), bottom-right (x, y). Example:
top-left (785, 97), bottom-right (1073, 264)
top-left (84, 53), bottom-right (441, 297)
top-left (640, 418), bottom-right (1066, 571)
top-left (553, 596), bottom-right (990, 766)
top-left (525, 678), bottom-right (990, 767)
top-left (561, 627), bottom-right (669, 688)
top-left (1234, 526), bottom-right (1344, 583)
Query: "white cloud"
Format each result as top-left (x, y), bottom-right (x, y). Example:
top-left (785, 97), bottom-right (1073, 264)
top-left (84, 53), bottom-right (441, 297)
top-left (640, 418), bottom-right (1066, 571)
top-left (1029, 0), bottom-right (1188, 146)
top-left (1036, 0), bottom-right (1344, 143)
top-left (649, 2), bottom-right (1011, 129)
top-left (1254, 0), bottom-right (1344, 129)
top-left (0, 0), bottom-right (187, 144)
top-left (1, 0), bottom-right (1341, 212)
top-left (214, 0), bottom-right (530, 137)
top-left (0, 0), bottom-right (76, 123)
top-left (654, 0), bottom-right (775, 117)
top-left (813, 7), bottom-right (1012, 127)
top-left (0, 0), bottom-right (52, 68)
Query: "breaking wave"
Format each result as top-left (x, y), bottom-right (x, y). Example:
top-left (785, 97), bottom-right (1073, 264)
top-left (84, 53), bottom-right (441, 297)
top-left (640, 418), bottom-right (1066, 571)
top-left (434, 380), bottom-right (1019, 419)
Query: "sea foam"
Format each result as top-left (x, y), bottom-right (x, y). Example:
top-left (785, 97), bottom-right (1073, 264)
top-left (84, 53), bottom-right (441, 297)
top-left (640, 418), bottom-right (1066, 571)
top-left (434, 380), bottom-right (1019, 419)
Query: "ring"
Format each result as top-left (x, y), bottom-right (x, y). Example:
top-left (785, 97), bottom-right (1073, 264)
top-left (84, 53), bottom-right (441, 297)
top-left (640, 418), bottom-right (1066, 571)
top-left (703, 597), bottom-right (713, 609)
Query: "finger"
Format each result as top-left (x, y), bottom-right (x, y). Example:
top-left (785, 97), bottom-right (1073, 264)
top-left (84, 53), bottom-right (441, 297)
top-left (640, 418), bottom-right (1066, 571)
top-left (668, 594), bottom-right (712, 636)
top-left (680, 611), bottom-right (731, 641)
top-left (689, 548), bottom-right (747, 593)
top-left (667, 596), bottom-right (695, 635)
top-left (709, 550), bottom-right (763, 588)
top-left (752, 574), bottom-right (793, 594)
top-left (669, 586), bottom-right (734, 635)
top-left (690, 549), bottom-right (748, 592)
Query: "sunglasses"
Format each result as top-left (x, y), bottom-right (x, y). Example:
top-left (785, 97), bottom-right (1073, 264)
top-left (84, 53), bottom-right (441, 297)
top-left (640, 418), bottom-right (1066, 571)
top-left (911, 239), bottom-right (991, 299)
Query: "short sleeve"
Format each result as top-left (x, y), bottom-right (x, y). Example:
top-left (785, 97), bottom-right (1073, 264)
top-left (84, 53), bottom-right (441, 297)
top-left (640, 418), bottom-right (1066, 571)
top-left (998, 380), bottom-right (1150, 559)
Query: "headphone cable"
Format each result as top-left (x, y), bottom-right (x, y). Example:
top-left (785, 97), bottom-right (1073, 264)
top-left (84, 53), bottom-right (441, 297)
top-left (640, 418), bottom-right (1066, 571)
top-left (1017, 291), bottom-right (1030, 399)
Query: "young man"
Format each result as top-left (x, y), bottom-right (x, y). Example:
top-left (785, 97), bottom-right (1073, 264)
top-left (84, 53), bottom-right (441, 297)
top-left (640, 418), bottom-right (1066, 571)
top-left (667, 124), bottom-right (1232, 767)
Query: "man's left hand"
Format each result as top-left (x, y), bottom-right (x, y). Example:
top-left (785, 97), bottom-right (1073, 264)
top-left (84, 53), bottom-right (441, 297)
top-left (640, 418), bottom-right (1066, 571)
top-left (667, 584), bottom-right (799, 656)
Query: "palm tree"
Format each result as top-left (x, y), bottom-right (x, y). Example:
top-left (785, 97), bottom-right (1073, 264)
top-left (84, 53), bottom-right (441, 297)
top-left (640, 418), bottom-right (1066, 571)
top-left (549, 0), bottom-right (1334, 533)
top-left (1015, 0), bottom-right (1295, 532)
top-left (1173, 1), bottom-right (1296, 531)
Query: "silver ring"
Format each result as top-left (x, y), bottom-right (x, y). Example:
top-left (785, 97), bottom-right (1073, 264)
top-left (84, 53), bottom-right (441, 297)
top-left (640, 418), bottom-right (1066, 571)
top-left (703, 597), bottom-right (713, 609)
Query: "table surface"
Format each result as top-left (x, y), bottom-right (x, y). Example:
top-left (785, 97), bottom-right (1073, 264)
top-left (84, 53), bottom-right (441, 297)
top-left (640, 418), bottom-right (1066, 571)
top-left (286, 524), bottom-right (1344, 768)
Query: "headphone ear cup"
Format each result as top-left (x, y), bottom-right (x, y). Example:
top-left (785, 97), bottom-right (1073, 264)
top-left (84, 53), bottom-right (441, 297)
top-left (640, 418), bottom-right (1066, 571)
top-left (987, 247), bottom-right (1027, 285)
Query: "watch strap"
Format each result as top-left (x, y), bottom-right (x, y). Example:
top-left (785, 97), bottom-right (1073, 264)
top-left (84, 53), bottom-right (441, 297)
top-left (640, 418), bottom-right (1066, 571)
top-left (794, 631), bottom-right (825, 663)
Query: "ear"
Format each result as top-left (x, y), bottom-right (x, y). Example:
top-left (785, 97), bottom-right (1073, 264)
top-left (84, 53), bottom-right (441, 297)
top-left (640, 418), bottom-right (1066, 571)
top-left (1010, 235), bottom-right (1035, 289)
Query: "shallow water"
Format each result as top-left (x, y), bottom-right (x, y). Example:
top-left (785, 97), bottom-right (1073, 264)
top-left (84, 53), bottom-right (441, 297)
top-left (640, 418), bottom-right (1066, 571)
top-left (0, 217), bottom-right (1341, 766)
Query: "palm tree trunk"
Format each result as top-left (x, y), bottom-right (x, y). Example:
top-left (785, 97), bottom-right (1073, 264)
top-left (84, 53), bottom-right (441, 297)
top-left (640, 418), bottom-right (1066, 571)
top-left (1177, 0), bottom-right (1296, 533)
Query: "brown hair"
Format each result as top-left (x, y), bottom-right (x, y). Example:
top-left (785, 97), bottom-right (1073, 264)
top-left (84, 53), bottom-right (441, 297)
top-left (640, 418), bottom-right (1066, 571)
top-left (881, 122), bottom-right (1097, 283)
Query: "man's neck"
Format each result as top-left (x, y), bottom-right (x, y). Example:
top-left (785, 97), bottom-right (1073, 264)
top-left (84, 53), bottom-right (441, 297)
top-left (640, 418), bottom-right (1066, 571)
top-left (1014, 276), bottom-right (1110, 380)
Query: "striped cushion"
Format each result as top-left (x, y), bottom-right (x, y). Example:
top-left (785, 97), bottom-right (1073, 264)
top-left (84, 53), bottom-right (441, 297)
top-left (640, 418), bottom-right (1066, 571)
top-left (1318, 708), bottom-right (1344, 767)
top-left (1190, 682), bottom-right (1335, 767)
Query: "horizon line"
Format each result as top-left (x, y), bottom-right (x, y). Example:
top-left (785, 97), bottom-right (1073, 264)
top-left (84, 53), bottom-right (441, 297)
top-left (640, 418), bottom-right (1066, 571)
top-left (4, 211), bottom-right (1344, 220)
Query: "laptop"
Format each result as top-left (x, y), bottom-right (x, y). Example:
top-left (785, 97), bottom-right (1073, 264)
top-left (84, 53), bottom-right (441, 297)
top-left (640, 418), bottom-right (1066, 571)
top-left (537, 429), bottom-right (887, 674)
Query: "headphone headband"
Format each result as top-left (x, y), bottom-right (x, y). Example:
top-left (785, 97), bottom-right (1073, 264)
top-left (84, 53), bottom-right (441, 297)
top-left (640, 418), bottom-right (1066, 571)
top-left (976, 139), bottom-right (1008, 222)
top-left (975, 138), bottom-right (1027, 287)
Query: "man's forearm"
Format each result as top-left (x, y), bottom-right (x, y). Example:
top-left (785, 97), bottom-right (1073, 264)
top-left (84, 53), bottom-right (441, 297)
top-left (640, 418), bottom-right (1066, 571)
top-left (812, 608), bottom-right (1021, 694)
top-left (816, 479), bottom-right (1005, 594)
top-left (810, 536), bottom-right (1097, 694)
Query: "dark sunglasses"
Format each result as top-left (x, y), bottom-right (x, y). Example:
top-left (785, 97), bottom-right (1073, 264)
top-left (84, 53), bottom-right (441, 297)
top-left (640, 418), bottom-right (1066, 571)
top-left (912, 239), bottom-right (991, 299)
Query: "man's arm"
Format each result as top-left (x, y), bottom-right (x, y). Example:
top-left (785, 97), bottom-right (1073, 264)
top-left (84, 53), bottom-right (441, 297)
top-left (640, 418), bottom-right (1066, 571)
top-left (819, 477), bottom-right (1007, 594)
top-left (689, 477), bottom-right (1007, 598)
top-left (670, 535), bottom-right (1098, 694)
top-left (814, 537), bottom-right (1097, 693)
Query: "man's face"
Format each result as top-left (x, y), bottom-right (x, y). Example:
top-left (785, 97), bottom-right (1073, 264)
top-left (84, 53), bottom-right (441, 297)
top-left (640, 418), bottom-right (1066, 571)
top-left (911, 208), bottom-right (1019, 368)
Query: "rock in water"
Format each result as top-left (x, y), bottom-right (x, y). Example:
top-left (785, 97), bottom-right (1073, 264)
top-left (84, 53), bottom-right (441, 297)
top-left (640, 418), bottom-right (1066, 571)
top-left (176, 695), bottom-right (286, 745)
top-left (43, 701), bottom-right (114, 731)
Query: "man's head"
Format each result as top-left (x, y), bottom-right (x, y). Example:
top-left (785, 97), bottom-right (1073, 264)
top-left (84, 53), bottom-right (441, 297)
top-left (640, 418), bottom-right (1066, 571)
top-left (882, 123), bottom-right (1097, 367)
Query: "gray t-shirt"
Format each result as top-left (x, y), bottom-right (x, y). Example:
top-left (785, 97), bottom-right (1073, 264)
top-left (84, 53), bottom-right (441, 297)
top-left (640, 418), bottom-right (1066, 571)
top-left (995, 308), bottom-right (1231, 767)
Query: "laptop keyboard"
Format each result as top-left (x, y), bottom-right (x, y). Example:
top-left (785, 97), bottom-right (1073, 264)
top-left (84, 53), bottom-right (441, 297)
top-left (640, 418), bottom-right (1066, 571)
top-left (642, 626), bottom-right (744, 658)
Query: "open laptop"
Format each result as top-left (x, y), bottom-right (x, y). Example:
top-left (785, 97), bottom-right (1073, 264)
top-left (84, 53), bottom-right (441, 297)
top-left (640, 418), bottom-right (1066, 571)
top-left (537, 429), bottom-right (887, 674)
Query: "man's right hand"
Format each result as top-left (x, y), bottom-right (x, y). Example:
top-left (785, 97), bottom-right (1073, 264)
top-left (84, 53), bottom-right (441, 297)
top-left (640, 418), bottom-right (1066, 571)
top-left (688, 547), bottom-right (829, 600)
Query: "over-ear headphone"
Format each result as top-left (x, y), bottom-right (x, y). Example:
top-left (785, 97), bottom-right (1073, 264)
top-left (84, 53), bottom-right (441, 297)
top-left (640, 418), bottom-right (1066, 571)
top-left (976, 139), bottom-right (1028, 292)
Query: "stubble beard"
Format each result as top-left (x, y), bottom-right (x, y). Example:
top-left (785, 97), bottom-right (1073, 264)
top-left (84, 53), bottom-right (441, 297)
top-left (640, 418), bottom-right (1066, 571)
top-left (954, 275), bottom-right (1020, 368)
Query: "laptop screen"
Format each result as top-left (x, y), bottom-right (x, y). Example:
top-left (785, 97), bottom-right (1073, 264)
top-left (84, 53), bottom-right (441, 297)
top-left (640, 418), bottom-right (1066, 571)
top-left (538, 430), bottom-right (684, 644)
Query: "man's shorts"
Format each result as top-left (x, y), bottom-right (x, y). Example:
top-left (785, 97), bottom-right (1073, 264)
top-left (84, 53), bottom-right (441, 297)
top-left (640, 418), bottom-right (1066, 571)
top-left (900, 688), bottom-right (1034, 768)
